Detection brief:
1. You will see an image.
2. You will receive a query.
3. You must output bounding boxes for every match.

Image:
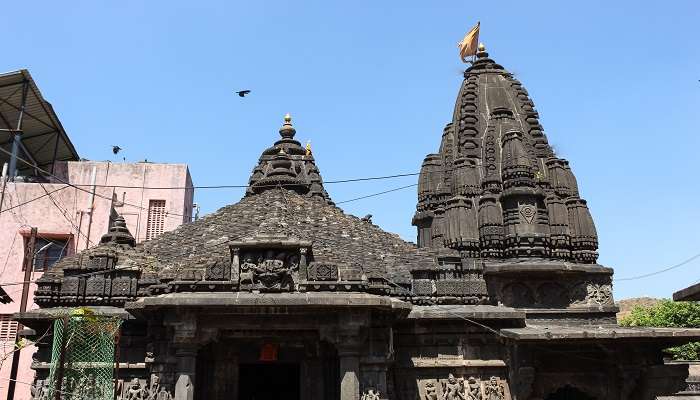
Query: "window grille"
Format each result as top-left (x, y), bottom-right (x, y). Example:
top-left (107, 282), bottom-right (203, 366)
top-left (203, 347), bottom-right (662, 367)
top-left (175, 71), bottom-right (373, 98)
top-left (146, 200), bottom-right (167, 240)
top-left (0, 315), bottom-right (18, 341)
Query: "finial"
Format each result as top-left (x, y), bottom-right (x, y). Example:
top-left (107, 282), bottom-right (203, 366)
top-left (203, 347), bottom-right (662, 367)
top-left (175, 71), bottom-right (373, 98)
top-left (478, 42), bottom-right (485, 51)
top-left (279, 112), bottom-right (296, 139)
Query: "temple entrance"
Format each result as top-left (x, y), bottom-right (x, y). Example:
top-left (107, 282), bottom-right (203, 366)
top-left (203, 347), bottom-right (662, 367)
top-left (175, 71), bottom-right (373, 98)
top-left (238, 363), bottom-right (300, 400)
top-left (545, 385), bottom-right (596, 400)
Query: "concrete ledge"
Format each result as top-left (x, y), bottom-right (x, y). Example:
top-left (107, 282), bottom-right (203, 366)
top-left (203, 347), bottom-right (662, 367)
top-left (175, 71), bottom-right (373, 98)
top-left (125, 292), bottom-right (412, 312)
top-left (407, 305), bottom-right (524, 320)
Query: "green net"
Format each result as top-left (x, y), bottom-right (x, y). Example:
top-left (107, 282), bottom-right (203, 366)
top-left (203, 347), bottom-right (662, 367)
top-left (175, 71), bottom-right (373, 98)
top-left (46, 311), bottom-right (122, 400)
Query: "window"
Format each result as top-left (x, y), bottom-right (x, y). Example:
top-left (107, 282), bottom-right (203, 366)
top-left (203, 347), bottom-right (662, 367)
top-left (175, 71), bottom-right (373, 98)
top-left (0, 315), bottom-right (18, 341)
top-left (32, 238), bottom-right (69, 272)
top-left (146, 200), bottom-right (166, 240)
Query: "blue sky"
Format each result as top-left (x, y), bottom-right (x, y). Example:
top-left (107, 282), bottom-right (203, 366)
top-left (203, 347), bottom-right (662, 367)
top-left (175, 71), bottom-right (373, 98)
top-left (3, 1), bottom-right (699, 299)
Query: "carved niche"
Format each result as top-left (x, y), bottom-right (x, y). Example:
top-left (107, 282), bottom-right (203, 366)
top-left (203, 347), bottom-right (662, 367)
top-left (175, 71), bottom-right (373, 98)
top-left (230, 237), bottom-right (311, 292)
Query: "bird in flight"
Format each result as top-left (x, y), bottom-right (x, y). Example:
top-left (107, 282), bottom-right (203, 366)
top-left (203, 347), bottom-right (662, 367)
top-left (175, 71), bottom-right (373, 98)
top-left (112, 145), bottom-right (122, 155)
top-left (236, 90), bottom-right (251, 97)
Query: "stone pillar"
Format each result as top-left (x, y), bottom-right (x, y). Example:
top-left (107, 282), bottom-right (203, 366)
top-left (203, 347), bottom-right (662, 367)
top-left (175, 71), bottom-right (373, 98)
top-left (167, 312), bottom-right (199, 400)
top-left (338, 346), bottom-right (361, 400)
top-left (174, 345), bottom-right (197, 400)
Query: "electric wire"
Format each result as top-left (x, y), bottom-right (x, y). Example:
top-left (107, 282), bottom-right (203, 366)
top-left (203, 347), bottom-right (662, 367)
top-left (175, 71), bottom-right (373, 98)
top-left (0, 147), bottom-right (191, 219)
top-left (613, 251), bottom-right (700, 282)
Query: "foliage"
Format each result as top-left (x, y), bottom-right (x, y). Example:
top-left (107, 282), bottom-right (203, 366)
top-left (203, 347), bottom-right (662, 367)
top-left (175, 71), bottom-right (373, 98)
top-left (619, 300), bottom-right (700, 360)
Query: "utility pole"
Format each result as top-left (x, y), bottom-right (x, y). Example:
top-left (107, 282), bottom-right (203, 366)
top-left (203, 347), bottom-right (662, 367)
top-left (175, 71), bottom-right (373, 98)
top-left (6, 226), bottom-right (37, 400)
top-left (0, 163), bottom-right (8, 216)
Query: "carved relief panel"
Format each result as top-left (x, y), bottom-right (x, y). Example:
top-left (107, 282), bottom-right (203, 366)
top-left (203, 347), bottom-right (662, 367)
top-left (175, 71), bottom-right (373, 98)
top-left (418, 374), bottom-right (511, 400)
top-left (230, 238), bottom-right (311, 292)
top-left (489, 273), bottom-right (613, 309)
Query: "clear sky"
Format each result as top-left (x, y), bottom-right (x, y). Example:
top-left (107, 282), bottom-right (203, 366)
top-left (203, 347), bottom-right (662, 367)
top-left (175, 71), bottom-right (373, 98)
top-left (2, 1), bottom-right (699, 299)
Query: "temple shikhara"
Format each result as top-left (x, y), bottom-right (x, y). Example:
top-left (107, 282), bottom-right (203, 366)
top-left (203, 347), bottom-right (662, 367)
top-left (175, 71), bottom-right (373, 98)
top-left (17, 45), bottom-right (700, 400)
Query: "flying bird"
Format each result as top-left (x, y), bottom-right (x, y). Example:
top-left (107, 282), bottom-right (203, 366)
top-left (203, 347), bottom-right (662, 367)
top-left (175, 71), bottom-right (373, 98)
top-left (112, 146), bottom-right (122, 155)
top-left (236, 90), bottom-right (251, 97)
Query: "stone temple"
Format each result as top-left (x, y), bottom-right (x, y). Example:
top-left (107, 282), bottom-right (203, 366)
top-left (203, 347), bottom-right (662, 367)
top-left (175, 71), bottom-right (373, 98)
top-left (18, 45), bottom-right (700, 400)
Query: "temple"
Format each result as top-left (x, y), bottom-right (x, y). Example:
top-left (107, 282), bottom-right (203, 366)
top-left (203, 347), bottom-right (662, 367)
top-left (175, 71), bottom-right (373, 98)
top-left (17, 45), bottom-right (700, 400)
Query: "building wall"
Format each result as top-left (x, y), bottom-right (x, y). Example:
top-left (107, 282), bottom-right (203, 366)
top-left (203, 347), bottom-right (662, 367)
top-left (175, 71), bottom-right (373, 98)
top-left (0, 161), bottom-right (193, 400)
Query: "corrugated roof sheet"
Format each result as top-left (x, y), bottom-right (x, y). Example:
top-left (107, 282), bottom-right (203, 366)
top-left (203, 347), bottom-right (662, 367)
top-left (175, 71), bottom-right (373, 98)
top-left (0, 69), bottom-right (79, 176)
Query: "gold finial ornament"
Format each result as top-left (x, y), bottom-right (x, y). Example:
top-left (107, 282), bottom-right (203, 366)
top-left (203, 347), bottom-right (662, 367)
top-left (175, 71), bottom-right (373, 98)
top-left (478, 42), bottom-right (485, 51)
top-left (284, 113), bottom-right (292, 123)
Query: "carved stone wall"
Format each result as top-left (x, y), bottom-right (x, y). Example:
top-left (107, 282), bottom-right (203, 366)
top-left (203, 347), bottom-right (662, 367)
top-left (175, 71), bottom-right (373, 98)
top-left (484, 269), bottom-right (613, 309)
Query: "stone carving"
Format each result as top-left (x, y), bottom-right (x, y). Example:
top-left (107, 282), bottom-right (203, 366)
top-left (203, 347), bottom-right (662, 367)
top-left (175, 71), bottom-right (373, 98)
top-left (238, 250), bottom-right (299, 290)
top-left (484, 377), bottom-right (505, 400)
top-left (519, 204), bottom-right (536, 224)
top-left (112, 376), bottom-right (173, 400)
top-left (586, 282), bottom-right (612, 306)
top-left (424, 380), bottom-right (439, 400)
top-left (569, 279), bottom-right (613, 306)
top-left (205, 258), bottom-right (231, 281)
top-left (361, 388), bottom-right (381, 400)
top-left (307, 262), bottom-right (339, 281)
top-left (30, 379), bottom-right (50, 400)
top-left (466, 377), bottom-right (482, 400)
top-left (125, 378), bottom-right (146, 400)
top-left (442, 373), bottom-right (466, 400)
top-left (147, 375), bottom-right (173, 400)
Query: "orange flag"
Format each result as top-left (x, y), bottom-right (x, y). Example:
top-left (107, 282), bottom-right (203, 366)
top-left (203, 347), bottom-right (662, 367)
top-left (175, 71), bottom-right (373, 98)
top-left (458, 22), bottom-right (480, 62)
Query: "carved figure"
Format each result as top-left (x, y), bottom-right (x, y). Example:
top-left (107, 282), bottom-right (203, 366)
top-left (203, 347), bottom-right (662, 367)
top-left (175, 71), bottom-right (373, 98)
top-left (424, 381), bottom-right (439, 400)
top-left (442, 374), bottom-right (466, 400)
top-left (238, 250), bottom-right (298, 290)
top-left (483, 377), bottom-right (504, 400)
top-left (361, 389), bottom-right (381, 400)
top-left (125, 378), bottom-right (146, 400)
top-left (239, 255), bottom-right (257, 285)
top-left (31, 379), bottom-right (44, 400)
top-left (466, 377), bottom-right (481, 400)
top-left (146, 375), bottom-right (160, 400)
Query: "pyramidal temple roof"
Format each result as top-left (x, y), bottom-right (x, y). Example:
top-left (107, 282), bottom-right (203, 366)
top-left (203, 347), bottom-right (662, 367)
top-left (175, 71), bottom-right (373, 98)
top-left (46, 116), bottom-right (437, 290)
top-left (413, 44), bottom-right (599, 264)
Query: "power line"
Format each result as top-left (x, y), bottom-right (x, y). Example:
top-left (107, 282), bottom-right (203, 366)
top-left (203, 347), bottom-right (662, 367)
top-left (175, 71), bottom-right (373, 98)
top-left (0, 147), bottom-right (190, 220)
top-left (0, 185), bottom-right (68, 214)
top-left (57, 172), bottom-right (422, 190)
top-left (613, 252), bottom-right (700, 282)
top-left (37, 182), bottom-right (94, 248)
top-left (336, 183), bottom-right (418, 205)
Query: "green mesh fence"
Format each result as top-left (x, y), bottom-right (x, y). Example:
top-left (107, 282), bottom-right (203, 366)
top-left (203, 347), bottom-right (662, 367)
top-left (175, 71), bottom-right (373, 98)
top-left (47, 312), bottom-right (122, 400)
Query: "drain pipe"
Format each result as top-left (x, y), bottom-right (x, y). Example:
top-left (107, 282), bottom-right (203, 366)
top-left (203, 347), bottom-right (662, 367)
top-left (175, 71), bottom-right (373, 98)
top-left (84, 165), bottom-right (97, 250)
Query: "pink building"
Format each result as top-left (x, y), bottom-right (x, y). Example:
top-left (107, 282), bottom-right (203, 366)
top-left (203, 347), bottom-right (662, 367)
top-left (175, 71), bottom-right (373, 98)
top-left (0, 70), bottom-right (194, 400)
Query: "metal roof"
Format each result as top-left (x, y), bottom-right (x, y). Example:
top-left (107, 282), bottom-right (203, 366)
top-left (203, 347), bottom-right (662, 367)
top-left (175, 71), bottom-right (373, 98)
top-left (0, 69), bottom-right (79, 176)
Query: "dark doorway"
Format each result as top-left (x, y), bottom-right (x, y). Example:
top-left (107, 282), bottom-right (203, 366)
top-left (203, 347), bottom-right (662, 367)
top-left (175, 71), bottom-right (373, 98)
top-left (545, 385), bottom-right (596, 400)
top-left (239, 363), bottom-right (300, 400)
